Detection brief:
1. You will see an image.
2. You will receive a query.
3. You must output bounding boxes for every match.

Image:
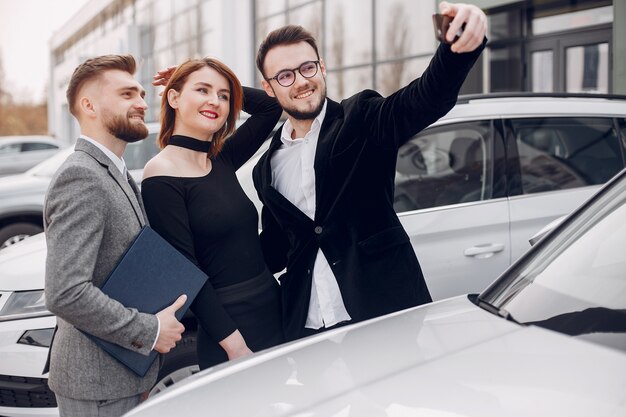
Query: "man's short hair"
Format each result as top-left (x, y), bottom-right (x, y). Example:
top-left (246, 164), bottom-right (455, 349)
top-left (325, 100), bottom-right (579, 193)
top-left (256, 25), bottom-right (320, 78)
top-left (66, 54), bottom-right (137, 117)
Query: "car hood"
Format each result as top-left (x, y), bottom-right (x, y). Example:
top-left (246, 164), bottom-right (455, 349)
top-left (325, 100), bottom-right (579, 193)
top-left (0, 233), bottom-right (46, 291)
top-left (128, 296), bottom-right (626, 417)
top-left (0, 172), bottom-right (50, 197)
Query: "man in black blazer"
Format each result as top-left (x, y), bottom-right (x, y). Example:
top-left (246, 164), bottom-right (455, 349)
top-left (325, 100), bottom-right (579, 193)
top-left (253, 2), bottom-right (488, 341)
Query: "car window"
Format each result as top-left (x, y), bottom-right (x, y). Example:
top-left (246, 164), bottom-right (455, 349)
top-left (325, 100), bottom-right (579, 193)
top-left (0, 143), bottom-right (21, 154)
top-left (22, 142), bottom-right (58, 151)
top-left (124, 133), bottom-right (159, 170)
top-left (512, 117), bottom-right (623, 194)
top-left (481, 173), bottom-right (626, 352)
top-left (394, 121), bottom-right (493, 212)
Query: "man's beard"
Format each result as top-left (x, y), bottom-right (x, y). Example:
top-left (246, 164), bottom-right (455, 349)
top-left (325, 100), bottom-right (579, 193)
top-left (281, 84), bottom-right (327, 121)
top-left (103, 110), bottom-right (148, 143)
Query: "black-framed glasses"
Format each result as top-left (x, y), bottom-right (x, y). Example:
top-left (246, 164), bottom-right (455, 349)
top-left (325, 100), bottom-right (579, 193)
top-left (266, 60), bottom-right (320, 87)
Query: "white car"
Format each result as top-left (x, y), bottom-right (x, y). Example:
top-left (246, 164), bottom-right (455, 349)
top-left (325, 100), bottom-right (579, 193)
top-left (126, 167), bottom-right (626, 417)
top-left (237, 93), bottom-right (626, 300)
top-left (0, 136), bottom-right (62, 177)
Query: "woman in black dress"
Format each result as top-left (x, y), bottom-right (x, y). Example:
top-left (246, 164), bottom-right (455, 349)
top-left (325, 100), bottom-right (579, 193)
top-left (141, 57), bottom-right (283, 369)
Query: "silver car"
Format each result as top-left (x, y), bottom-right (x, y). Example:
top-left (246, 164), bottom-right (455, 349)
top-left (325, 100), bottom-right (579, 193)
top-left (0, 125), bottom-right (160, 249)
top-left (0, 136), bottom-right (62, 177)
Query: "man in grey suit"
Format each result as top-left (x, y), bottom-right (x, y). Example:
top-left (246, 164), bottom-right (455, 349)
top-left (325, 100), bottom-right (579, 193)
top-left (44, 54), bottom-right (186, 417)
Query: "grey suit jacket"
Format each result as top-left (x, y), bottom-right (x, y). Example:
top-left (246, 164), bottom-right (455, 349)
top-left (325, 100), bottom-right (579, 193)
top-left (44, 138), bottom-right (160, 400)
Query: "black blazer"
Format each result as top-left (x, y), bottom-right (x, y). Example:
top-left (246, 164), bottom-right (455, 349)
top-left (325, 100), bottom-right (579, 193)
top-left (253, 42), bottom-right (486, 341)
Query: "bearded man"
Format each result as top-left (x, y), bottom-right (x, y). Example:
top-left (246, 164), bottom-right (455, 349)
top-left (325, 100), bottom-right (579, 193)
top-left (43, 54), bottom-right (185, 417)
top-left (253, 2), bottom-right (488, 340)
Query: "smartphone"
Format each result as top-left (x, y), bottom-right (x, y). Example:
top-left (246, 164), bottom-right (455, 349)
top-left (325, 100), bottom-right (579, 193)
top-left (432, 13), bottom-right (464, 44)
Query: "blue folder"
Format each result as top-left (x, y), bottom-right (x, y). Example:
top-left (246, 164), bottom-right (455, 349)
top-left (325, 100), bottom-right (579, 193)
top-left (84, 226), bottom-right (208, 377)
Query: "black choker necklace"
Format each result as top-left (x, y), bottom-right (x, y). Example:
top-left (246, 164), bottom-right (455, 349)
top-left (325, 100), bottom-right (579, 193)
top-left (169, 135), bottom-right (212, 153)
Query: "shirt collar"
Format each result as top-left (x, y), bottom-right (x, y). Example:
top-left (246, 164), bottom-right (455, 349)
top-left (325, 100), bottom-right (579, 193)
top-left (80, 135), bottom-right (127, 176)
top-left (280, 99), bottom-right (328, 145)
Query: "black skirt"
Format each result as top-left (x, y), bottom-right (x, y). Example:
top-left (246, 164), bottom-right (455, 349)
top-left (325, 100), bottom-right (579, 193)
top-left (196, 269), bottom-right (284, 369)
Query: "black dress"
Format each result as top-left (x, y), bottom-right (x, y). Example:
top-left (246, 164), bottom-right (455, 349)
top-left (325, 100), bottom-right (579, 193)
top-left (141, 87), bottom-right (283, 369)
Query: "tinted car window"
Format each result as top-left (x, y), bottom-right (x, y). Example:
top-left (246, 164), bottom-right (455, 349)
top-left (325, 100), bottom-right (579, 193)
top-left (0, 143), bottom-right (21, 154)
top-left (394, 121), bottom-right (492, 212)
top-left (512, 117), bottom-right (623, 194)
top-left (22, 142), bottom-right (58, 151)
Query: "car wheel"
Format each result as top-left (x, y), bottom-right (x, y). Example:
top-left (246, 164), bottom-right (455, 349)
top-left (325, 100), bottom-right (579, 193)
top-left (0, 223), bottom-right (43, 249)
top-left (148, 332), bottom-right (199, 397)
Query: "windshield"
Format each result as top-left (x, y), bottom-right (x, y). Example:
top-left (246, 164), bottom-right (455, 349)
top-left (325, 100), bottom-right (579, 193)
top-left (479, 170), bottom-right (626, 352)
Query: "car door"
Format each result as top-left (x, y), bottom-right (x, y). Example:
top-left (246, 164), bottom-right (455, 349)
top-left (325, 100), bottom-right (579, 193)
top-left (505, 116), bottom-right (625, 262)
top-left (395, 120), bottom-right (510, 300)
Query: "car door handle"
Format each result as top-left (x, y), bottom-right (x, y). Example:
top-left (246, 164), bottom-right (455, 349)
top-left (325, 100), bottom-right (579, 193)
top-left (464, 243), bottom-right (505, 259)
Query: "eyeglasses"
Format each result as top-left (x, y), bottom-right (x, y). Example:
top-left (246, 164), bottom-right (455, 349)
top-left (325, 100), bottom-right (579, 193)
top-left (266, 60), bottom-right (320, 87)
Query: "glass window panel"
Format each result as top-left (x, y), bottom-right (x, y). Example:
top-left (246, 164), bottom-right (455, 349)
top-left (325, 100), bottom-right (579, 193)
top-left (256, 13), bottom-right (287, 58)
top-left (201, 30), bottom-right (220, 55)
top-left (489, 44), bottom-right (522, 92)
top-left (153, 21), bottom-right (172, 50)
top-left (0, 143), bottom-right (21, 154)
top-left (287, 2), bottom-right (322, 48)
top-left (200, 0), bottom-right (219, 33)
top-left (533, 5), bottom-right (613, 35)
top-left (326, 66), bottom-right (372, 101)
top-left (566, 43), bottom-right (609, 94)
top-left (256, 0), bottom-right (286, 18)
top-left (513, 117), bottom-right (623, 195)
top-left (174, 38), bottom-right (199, 62)
top-left (288, 0), bottom-right (311, 7)
top-left (532, 50), bottom-right (553, 92)
top-left (174, 10), bottom-right (193, 44)
top-left (153, 0), bottom-right (173, 24)
top-left (22, 143), bottom-right (57, 152)
top-left (173, 0), bottom-right (196, 14)
top-left (136, 5), bottom-right (153, 26)
top-left (375, 0), bottom-right (436, 60)
top-left (375, 57), bottom-right (430, 97)
top-left (324, 0), bottom-right (372, 69)
top-left (394, 121), bottom-right (493, 212)
top-left (488, 7), bottom-right (522, 41)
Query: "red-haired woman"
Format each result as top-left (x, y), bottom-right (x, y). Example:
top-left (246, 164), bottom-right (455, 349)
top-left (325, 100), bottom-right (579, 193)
top-left (141, 58), bottom-right (283, 369)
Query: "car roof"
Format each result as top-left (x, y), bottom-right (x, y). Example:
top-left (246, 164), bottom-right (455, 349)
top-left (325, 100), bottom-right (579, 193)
top-left (434, 93), bottom-right (626, 125)
top-left (0, 135), bottom-right (59, 145)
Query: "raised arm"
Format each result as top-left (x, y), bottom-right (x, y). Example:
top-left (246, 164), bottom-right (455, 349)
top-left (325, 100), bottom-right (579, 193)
top-left (220, 87), bottom-right (282, 169)
top-left (361, 2), bottom-right (487, 149)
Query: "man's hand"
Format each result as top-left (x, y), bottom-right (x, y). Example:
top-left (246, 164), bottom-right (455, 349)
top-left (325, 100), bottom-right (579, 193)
top-left (154, 294), bottom-right (187, 353)
top-left (152, 66), bottom-right (177, 87)
top-left (439, 2), bottom-right (487, 53)
top-left (219, 329), bottom-right (253, 361)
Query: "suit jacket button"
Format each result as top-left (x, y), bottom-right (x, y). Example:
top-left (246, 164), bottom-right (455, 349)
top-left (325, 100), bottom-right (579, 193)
top-left (314, 226), bottom-right (323, 234)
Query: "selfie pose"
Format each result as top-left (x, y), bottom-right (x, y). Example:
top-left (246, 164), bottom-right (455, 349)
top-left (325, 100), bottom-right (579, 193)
top-left (141, 58), bottom-right (283, 369)
top-left (253, 2), bottom-right (488, 340)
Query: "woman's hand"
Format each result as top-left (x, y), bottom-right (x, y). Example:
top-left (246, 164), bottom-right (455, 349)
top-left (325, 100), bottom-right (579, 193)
top-left (219, 329), bottom-right (253, 361)
top-left (152, 65), bottom-right (178, 87)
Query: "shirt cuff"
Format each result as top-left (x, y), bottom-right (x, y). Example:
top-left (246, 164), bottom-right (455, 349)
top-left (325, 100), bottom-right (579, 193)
top-left (151, 317), bottom-right (161, 351)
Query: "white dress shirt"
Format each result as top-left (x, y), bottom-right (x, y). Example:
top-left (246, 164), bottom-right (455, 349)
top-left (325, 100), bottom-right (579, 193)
top-left (270, 101), bottom-right (352, 329)
top-left (80, 135), bottom-right (161, 350)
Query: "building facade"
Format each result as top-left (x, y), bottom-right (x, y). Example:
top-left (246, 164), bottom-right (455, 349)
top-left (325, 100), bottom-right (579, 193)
top-left (48, 0), bottom-right (624, 143)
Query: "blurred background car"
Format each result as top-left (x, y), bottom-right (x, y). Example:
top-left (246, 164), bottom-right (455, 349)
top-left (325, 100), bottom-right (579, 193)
top-left (0, 124), bottom-right (159, 250)
top-left (0, 136), bottom-right (63, 177)
top-left (126, 166), bottom-right (626, 417)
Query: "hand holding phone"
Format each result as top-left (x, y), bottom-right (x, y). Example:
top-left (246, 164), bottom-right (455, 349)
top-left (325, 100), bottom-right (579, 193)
top-left (432, 13), bottom-right (465, 44)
